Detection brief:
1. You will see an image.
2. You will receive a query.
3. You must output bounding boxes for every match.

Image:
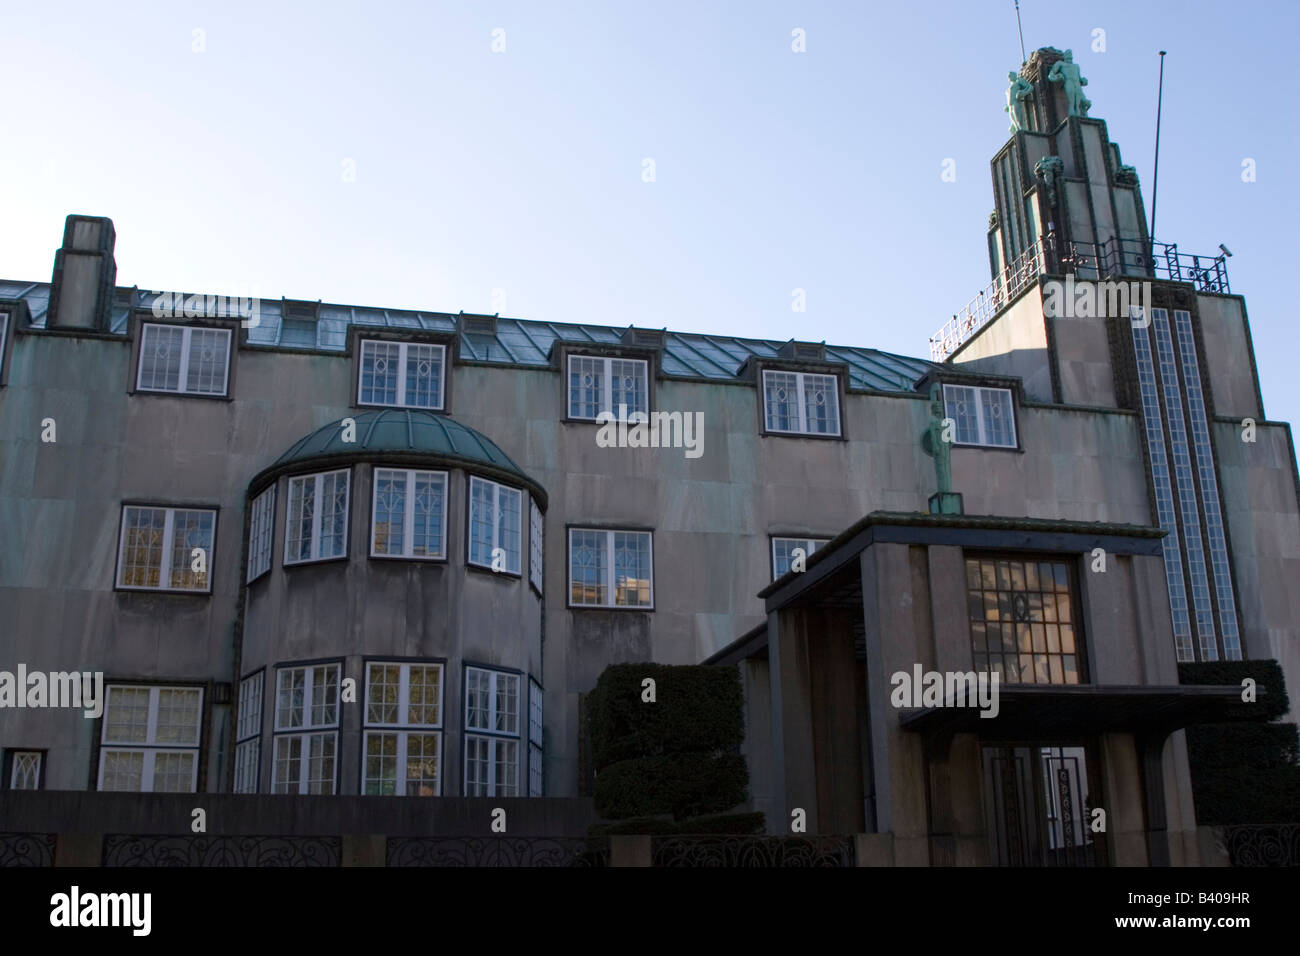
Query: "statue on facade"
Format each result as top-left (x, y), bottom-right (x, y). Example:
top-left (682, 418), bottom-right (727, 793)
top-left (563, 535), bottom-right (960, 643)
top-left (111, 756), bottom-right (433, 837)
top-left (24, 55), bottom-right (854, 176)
top-left (920, 383), bottom-right (953, 495)
top-left (1048, 49), bottom-right (1091, 117)
top-left (1034, 155), bottom-right (1064, 208)
top-left (1004, 71), bottom-right (1034, 132)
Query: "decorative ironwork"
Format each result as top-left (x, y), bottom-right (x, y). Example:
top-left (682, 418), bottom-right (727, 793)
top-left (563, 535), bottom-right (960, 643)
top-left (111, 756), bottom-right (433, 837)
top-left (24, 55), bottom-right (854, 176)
top-left (102, 835), bottom-right (341, 867)
top-left (0, 832), bottom-right (56, 867)
top-left (650, 835), bottom-right (855, 867)
top-left (386, 836), bottom-right (609, 867)
top-left (1218, 825), bottom-right (1300, 867)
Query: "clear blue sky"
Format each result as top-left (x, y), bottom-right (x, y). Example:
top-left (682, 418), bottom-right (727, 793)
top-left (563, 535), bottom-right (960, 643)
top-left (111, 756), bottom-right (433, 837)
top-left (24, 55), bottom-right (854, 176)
top-left (3, 0), bottom-right (1298, 434)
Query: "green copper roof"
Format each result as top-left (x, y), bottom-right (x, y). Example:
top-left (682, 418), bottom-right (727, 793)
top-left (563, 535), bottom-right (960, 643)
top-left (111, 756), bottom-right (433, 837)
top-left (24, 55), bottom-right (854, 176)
top-left (272, 409), bottom-right (530, 481)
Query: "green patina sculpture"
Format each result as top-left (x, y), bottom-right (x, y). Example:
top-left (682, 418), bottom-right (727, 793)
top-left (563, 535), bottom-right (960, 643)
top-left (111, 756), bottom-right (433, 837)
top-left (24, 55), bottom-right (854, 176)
top-left (1004, 71), bottom-right (1034, 132)
top-left (920, 383), bottom-right (952, 495)
top-left (1048, 49), bottom-right (1091, 117)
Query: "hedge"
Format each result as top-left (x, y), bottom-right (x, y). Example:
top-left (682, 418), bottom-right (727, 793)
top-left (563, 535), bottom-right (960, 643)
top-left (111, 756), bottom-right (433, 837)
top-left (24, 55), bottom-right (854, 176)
top-left (594, 752), bottom-right (749, 821)
top-left (588, 812), bottom-right (766, 837)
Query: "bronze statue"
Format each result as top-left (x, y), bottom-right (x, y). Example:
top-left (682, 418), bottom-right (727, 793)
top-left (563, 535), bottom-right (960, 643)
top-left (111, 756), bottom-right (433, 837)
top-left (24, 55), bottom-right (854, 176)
top-left (920, 383), bottom-right (952, 495)
top-left (1005, 71), bottom-right (1034, 132)
top-left (1048, 49), bottom-right (1091, 117)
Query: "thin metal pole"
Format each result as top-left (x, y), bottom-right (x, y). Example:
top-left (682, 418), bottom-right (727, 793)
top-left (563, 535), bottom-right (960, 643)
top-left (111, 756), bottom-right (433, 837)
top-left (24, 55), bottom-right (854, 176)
top-left (1014, 1), bottom-right (1027, 65)
top-left (1151, 51), bottom-right (1167, 243)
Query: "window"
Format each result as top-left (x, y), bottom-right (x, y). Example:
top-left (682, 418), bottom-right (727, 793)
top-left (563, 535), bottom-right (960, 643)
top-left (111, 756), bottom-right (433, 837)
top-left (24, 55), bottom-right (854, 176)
top-left (762, 370), bottom-right (840, 436)
top-left (116, 505), bottom-right (215, 592)
top-left (136, 323), bottom-right (231, 396)
top-left (285, 470), bottom-right (350, 565)
top-left (234, 671), bottom-right (263, 794)
top-left (468, 477), bottom-right (522, 574)
top-left (371, 469), bottom-right (447, 559)
top-left (529, 499), bottom-right (544, 593)
top-left (98, 686), bottom-right (203, 792)
top-left (247, 486), bottom-right (276, 582)
top-left (771, 537), bottom-right (830, 579)
top-left (568, 354), bottom-right (649, 420)
top-left (966, 556), bottom-right (1084, 685)
top-left (272, 664), bottom-right (340, 795)
top-left (943, 384), bottom-right (1017, 448)
top-left (358, 339), bottom-right (446, 409)
top-left (568, 528), bottom-right (653, 608)
top-left (464, 667), bottom-right (520, 797)
top-left (5, 750), bottom-right (43, 790)
top-left (363, 662), bottom-right (444, 796)
top-left (528, 678), bottom-right (543, 797)
top-left (0, 311), bottom-right (9, 381)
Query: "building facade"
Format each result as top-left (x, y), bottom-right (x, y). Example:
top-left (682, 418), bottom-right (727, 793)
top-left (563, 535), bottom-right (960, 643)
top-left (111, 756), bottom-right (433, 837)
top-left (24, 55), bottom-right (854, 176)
top-left (1, 47), bottom-right (1296, 865)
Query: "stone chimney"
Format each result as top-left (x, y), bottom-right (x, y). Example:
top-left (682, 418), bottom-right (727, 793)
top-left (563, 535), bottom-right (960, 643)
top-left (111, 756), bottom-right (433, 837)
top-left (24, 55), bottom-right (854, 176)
top-left (48, 215), bottom-right (117, 331)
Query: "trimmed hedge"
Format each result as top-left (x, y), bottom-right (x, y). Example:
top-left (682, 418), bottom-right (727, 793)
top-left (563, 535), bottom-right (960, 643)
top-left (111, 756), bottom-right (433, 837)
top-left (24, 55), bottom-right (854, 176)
top-left (594, 752), bottom-right (748, 821)
top-left (588, 812), bottom-right (766, 837)
top-left (1178, 659), bottom-right (1300, 825)
top-left (587, 663), bottom-right (744, 767)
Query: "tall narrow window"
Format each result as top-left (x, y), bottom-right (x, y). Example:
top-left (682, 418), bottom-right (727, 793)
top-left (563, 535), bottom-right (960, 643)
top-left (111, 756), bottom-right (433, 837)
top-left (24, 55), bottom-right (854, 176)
top-left (99, 686), bottom-right (203, 792)
top-left (116, 505), bottom-right (216, 592)
top-left (468, 477), bottom-right (522, 574)
top-left (363, 662), bottom-right (443, 796)
top-left (464, 667), bottom-right (520, 797)
top-left (234, 671), bottom-right (263, 794)
top-left (529, 499), bottom-right (544, 593)
top-left (0, 311), bottom-right (9, 382)
top-left (358, 340), bottom-right (446, 409)
top-left (567, 355), bottom-right (649, 419)
top-left (247, 486), bottom-right (276, 582)
top-left (762, 370), bottom-right (840, 436)
top-left (136, 323), bottom-right (231, 396)
top-left (771, 537), bottom-right (830, 579)
top-left (285, 470), bottom-right (350, 565)
top-left (943, 384), bottom-right (1017, 448)
top-left (371, 469), bottom-right (447, 559)
top-left (528, 678), bottom-right (544, 797)
top-left (272, 664), bottom-right (340, 795)
top-left (568, 528), bottom-right (653, 608)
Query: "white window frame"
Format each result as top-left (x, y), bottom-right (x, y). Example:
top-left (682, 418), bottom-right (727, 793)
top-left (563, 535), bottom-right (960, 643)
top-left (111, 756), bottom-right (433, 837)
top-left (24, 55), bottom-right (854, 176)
top-left (284, 469), bottom-right (351, 565)
top-left (771, 536), bottom-right (830, 579)
top-left (528, 678), bottom-right (543, 798)
top-left (115, 505), bottom-right (216, 593)
top-left (357, 339), bottom-right (447, 410)
top-left (136, 322), bottom-right (232, 396)
top-left (463, 667), bottom-right (521, 797)
top-left (0, 311), bottom-right (9, 382)
top-left (362, 661), bottom-right (444, 796)
top-left (7, 751), bottom-right (42, 790)
top-left (761, 369), bottom-right (841, 436)
top-left (942, 384), bottom-right (1018, 448)
top-left (468, 476), bottom-right (522, 574)
top-left (529, 498), bottom-right (544, 594)
top-left (98, 685), bottom-right (203, 793)
top-left (247, 485), bottom-right (276, 582)
top-left (566, 354), bottom-right (650, 420)
top-left (567, 528), bottom-right (655, 609)
top-left (370, 468), bottom-right (449, 560)
top-left (234, 671), bottom-right (264, 794)
top-left (272, 663), bottom-right (340, 795)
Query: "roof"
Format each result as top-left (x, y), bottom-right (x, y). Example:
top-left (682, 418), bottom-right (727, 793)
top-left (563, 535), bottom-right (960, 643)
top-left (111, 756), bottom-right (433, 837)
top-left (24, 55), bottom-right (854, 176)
top-left (0, 280), bottom-right (939, 393)
top-left (258, 409), bottom-right (540, 502)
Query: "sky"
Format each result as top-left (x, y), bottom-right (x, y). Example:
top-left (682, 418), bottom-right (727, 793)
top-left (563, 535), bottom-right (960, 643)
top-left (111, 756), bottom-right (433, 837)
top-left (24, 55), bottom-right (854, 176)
top-left (3, 0), bottom-right (1298, 435)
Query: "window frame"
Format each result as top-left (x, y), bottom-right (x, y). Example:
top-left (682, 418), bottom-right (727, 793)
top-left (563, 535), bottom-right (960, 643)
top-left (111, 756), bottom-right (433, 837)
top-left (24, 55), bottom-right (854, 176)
top-left (134, 321), bottom-right (233, 397)
top-left (114, 503), bottom-right (218, 594)
top-left (942, 383), bottom-right (1020, 449)
top-left (356, 338), bottom-right (447, 411)
top-left (529, 498), bottom-right (544, 595)
top-left (246, 485), bottom-right (277, 583)
top-left (528, 677), bottom-right (543, 798)
top-left (369, 467), bottom-right (449, 561)
top-left (565, 353), bottom-right (651, 421)
top-left (3, 749), bottom-right (46, 790)
top-left (0, 309), bottom-right (10, 387)
top-left (233, 669), bottom-right (265, 794)
top-left (462, 665), bottom-right (522, 797)
top-left (566, 527), bottom-right (655, 610)
top-left (760, 368), bottom-right (843, 438)
top-left (97, 684), bottom-right (205, 793)
top-left (361, 659), bottom-right (445, 797)
top-left (271, 661), bottom-right (342, 796)
top-left (466, 476), bottom-right (523, 576)
top-left (283, 468), bottom-right (351, 566)
top-left (770, 535), bottom-right (831, 580)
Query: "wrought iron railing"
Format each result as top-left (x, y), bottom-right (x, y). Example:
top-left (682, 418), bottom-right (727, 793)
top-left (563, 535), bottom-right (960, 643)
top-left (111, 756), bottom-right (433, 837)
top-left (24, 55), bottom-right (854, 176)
top-left (386, 836), bottom-right (610, 867)
top-left (1217, 824), bottom-right (1300, 867)
top-left (0, 832), bottom-right (56, 867)
top-left (102, 835), bottom-right (341, 867)
top-left (650, 834), bottom-right (855, 867)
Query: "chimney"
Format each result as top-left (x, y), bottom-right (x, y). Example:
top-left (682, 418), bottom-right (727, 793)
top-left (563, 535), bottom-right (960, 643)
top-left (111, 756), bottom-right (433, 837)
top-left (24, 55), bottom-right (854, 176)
top-left (48, 215), bottom-right (117, 331)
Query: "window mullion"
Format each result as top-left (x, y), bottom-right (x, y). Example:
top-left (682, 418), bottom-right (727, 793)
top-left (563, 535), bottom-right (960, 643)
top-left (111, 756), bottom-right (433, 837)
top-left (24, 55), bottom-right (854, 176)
top-left (976, 388), bottom-right (989, 445)
top-left (311, 475), bottom-right (324, 561)
top-left (398, 665), bottom-right (410, 729)
top-left (142, 750), bottom-right (156, 793)
top-left (602, 358), bottom-right (613, 417)
top-left (177, 328), bottom-right (192, 393)
top-left (160, 509), bottom-right (175, 587)
top-left (795, 373), bottom-right (808, 433)
top-left (303, 668), bottom-right (314, 730)
top-left (605, 531), bottom-right (616, 607)
top-left (395, 343), bottom-right (408, 407)
top-left (396, 731), bottom-right (408, 796)
top-left (404, 471), bottom-right (416, 557)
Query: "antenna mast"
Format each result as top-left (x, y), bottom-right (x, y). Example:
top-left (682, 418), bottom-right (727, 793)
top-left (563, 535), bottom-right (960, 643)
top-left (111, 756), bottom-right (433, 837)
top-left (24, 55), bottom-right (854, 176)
top-left (1151, 51), bottom-right (1167, 242)
top-left (1014, 1), bottom-right (1027, 65)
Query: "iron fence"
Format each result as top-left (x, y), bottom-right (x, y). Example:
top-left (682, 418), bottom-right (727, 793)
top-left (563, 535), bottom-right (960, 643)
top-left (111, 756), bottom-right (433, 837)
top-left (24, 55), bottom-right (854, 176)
top-left (650, 834), bottom-right (855, 867)
top-left (1218, 824), bottom-right (1300, 867)
top-left (102, 835), bottom-right (341, 867)
top-left (386, 836), bottom-right (609, 867)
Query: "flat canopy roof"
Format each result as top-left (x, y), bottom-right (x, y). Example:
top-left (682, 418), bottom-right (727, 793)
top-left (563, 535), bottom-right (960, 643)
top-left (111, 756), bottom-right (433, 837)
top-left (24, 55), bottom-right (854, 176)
top-left (898, 684), bottom-right (1250, 738)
